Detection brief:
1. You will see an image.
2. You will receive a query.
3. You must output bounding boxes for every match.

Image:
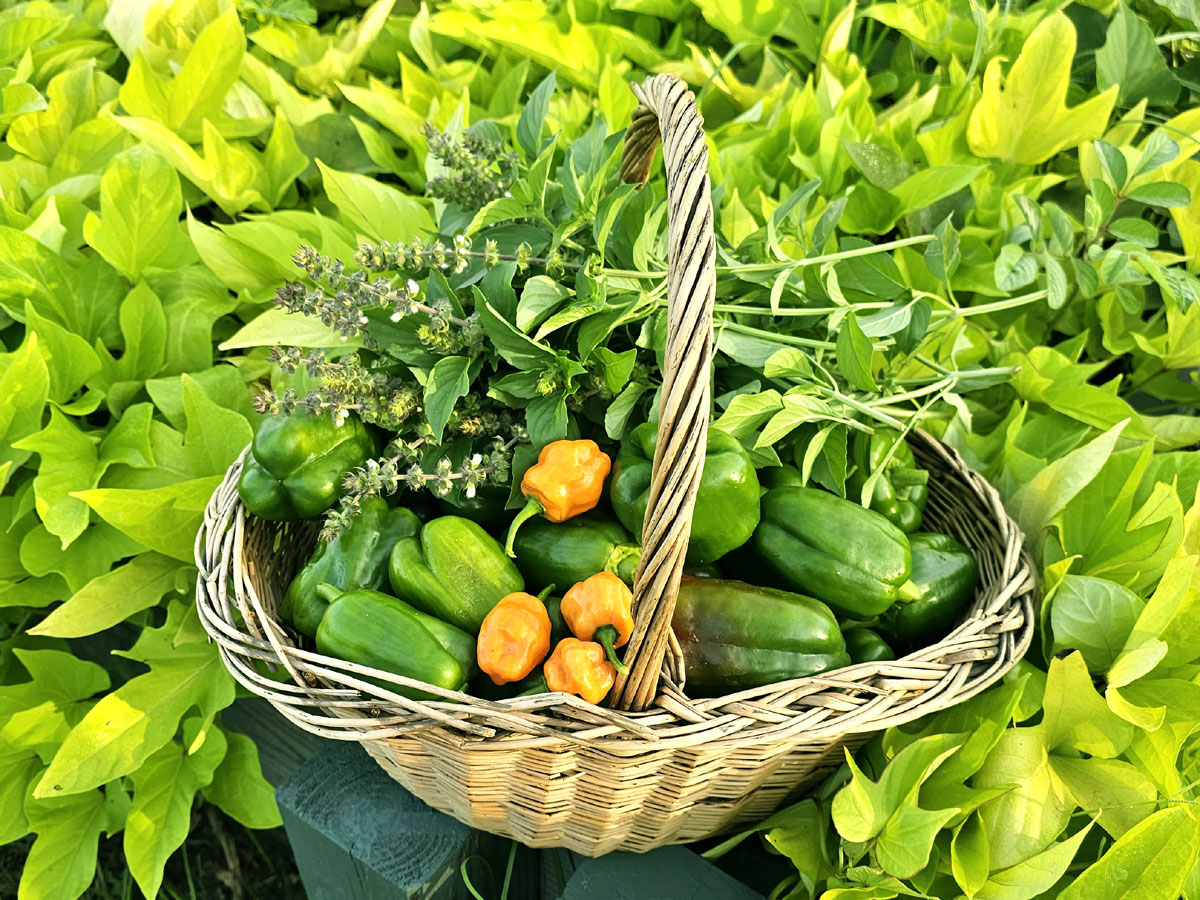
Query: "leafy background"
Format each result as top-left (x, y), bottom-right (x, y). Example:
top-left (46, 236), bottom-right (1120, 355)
top-left (1, 0), bottom-right (1199, 897)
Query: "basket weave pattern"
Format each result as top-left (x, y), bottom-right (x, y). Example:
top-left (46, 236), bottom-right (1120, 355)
top-left (195, 75), bottom-right (1037, 856)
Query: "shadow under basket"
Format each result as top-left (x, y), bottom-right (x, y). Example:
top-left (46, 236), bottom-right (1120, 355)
top-left (195, 74), bottom-right (1036, 857)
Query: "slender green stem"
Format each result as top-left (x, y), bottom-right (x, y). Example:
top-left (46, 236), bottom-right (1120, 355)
top-left (720, 321), bottom-right (839, 350)
top-left (710, 301), bottom-right (892, 316)
top-left (813, 385), bottom-right (906, 429)
top-left (931, 289), bottom-right (1049, 319)
top-left (876, 377), bottom-right (955, 405)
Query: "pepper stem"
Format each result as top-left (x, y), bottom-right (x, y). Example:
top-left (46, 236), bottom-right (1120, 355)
top-left (537, 584), bottom-right (556, 601)
top-left (607, 542), bottom-right (642, 585)
top-left (898, 580), bottom-right (922, 603)
top-left (504, 496), bottom-right (545, 558)
top-left (593, 624), bottom-right (629, 675)
top-left (315, 583), bottom-right (343, 604)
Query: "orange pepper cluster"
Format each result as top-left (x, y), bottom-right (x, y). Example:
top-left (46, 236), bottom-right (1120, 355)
top-left (505, 439), bottom-right (611, 556)
top-left (476, 570), bottom-right (635, 706)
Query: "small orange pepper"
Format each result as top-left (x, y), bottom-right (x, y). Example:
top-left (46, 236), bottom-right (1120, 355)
top-left (560, 572), bottom-right (634, 674)
top-left (544, 638), bottom-right (616, 704)
top-left (477, 592), bottom-right (552, 685)
top-left (504, 440), bottom-right (611, 556)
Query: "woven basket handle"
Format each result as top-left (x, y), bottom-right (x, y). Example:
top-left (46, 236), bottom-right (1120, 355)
top-left (609, 75), bottom-right (717, 712)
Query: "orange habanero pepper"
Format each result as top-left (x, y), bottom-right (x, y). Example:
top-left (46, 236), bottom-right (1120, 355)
top-left (560, 571), bottom-right (633, 674)
top-left (543, 638), bottom-right (616, 704)
top-left (477, 592), bottom-right (552, 685)
top-left (504, 440), bottom-right (611, 556)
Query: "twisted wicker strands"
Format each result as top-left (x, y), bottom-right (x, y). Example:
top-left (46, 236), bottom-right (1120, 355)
top-left (194, 74), bottom-right (1038, 855)
top-left (610, 75), bottom-right (718, 712)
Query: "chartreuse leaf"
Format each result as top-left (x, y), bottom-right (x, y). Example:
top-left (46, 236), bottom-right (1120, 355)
top-left (71, 476), bottom-right (223, 562)
top-left (973, 728), bottom-right (1073, 870)
top-left (29, 552), bottom-right (183, 638)
top-left (967, 13), bottom-right (1117, 165)
top-left (180, 374), bottom-right (254, 475)
top-left (35, 642), bottom-right (234, 797)
top-left (1048, 575), bottom-right (1143, 673)
top-left (83, 145), bottom-right (187, 281)
top-left (0, 333), bottom-right (51, 473)
top-left (1048, 757), bottom-right (1156, 839)
top-left (1041, 653), bottom-right (1132, 758)
top-left (1058, 805), bottom-right (1200, 900)
top-left (0, 757), bottom-right (39, 843)
top-left (317, 160), bottom-right (435, 242)
top-left (21, 787), bottom-right (107, 900)
top-left (125, 724), bottom-right (227, 900)
top-left (975, 823), bottom-right (1092, 900)
top-left (952, 813), bottom-right (989, 898)
top-left (202, 732), bottom-right (281, 829)
top-left (11, 409), bottom-right (99, 548)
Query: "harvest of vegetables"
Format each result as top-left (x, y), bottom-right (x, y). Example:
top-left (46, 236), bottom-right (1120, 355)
top-left (4, 0), bottom-right (1199, 895)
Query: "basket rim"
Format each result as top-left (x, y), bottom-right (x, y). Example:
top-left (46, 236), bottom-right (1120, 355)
top-left (194, 428), bottom-right (1037, 752)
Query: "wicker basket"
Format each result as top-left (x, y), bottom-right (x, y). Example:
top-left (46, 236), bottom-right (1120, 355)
top-left (195, 75), bottom-right (1037, 856)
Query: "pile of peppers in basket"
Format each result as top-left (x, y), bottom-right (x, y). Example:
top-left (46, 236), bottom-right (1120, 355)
top-left (239, 412), bottom-right (980, 706)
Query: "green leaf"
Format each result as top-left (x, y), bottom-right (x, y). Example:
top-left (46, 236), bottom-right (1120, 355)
top-left (82, 145), bottom-right (184, 281)
top-left (1094, 141), bottom-right (1129, 192)
top-left (1132, 131), bottom-right (1179, 179)
top-left (71, 477), bottom-right (223, 562)
top-left (966, 13), bottom-right (1117, 165)
top-left (1125, 181), bottom-right (1192, 208)
top-left (951, 814), bottom-right (990, 898)
top-left (423, 356), bottom-right (474, 443)
top-left (1048, 757), bottom-right (1156, 839)
top-left (994, 245), bottom-right (1038, 291)
top-left (1045, 256), bottom-right (1068, 310)
top-left (516, 71), bottom-right (555, 160)
top-left (11, 409), bottom-right (98, 548)
top-left (115, 282), bottom-right (168, 383)
top-left (317, 160), bottom-right (434, 242)
top-left (516, 276), bottom-right (571, 333)
top-left (1042, 652), bottom-right (1133, 758)
top-left (23, 304), bottom-right (101, 407)
top-left (1048, 575), bottom-right (1144, 673)
top-left (713, 390), bottom-right (784, 440)
top-left (219, 307), bottom-right (355, 351)
top-left (525, 392), bottom-right (568, 446)
top-left (181, 375), bottom-right (254, 475)
top-left (202, 732), bottom-right (281, 829)
top-left (1058, 805), bottom-right (1200, 900)
top-left (473, 290), bottom-right (556, 370)
top-left (1007, 420), bottom-right (1125, 539)
top-left (605, 382), bottom-right (648, 441)
top-left (1108, 218), bottom-right (1158, 247)
top-left (29, 553), bottom-right (183, 639)
top-left (1095, 3), bottom-right (1180, 108)
top-left (975, 823), bottom-right (1092, 900)
top-left (876, 803), bottom-right (959, 879)
top-left (124, 728), bottom-right (227, 900)
top-left (21, 787), bottom-right (106, 900)
top-left (836, 312), bottom-right (877, 391)
top-left (35, 643), bottom-right (234, 797)
top-left (924, 217), bottom-right (960, 284)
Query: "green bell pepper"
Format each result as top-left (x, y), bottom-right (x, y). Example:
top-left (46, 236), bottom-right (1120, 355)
top-left (279, 498), bottom-right (420, 638)
top-left (757, 464), bottom-right (804, 492)
top-left (388, 516), bottom-right (524, 633)
top-left (238, 413), bottom-right (378, 521)
top-left (672, 577), bottom-right (850, 692)
top-left (884, 532), bottom-right (979, 647)
top-left (843, 628), bottom-right (896, 664)
top-left (439, 484), bottom-right (511, 532)
top-left (610, 423), bottom-right (759, 564)
top-left (754, 486), bottom-right (920, 618)
top-left (511, 517), bottom-right (641, 593)
top-left (315, 587), bottom-right (475, 699)
top-left (846, 429), bottom-right (928, 534)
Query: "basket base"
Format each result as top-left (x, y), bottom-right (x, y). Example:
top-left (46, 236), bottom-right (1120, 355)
top-left (361, 728), bottom-right (871, 856)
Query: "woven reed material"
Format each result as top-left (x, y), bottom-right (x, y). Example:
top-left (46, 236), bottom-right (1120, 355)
top-left (195, 74), bottom-right (1038, 855)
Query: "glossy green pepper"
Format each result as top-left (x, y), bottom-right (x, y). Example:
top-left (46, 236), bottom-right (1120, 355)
top-left (672, 577), bottom-right (849, 692)
top-left (315, 587), bottom-right (475, 700)
top-left (843, 628), bottom-right (896, 664)
top-left (610, 423), bottom-right (759, 564)
top-left (279, 499), bottom-right (420, 638)
top-left (439, 484), bottom-right (511, 532)
top-left (511, 517), bottom-right (641, 593)
top-left (884, 532), bottom-right (979, 647)
top-left (389, 516), bottom-right (524, 633)
top-left (846, 429), bottom-right (928, 533)
top-left (754, 486), bottom-right (920, 618)
top-left (757, 464), bottom-right (804, 492)
top-left (238, 413), bottom-right (378, 521)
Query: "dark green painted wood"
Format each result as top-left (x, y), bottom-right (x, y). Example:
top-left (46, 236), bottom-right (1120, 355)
top-left (277, 741), bottom-right (537, 900)
top-left (557, 847), bottom-right (765, 900)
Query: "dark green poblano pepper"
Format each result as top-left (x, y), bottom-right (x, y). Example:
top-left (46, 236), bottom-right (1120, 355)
top-left (883, 532), bottom-right (979, 648)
